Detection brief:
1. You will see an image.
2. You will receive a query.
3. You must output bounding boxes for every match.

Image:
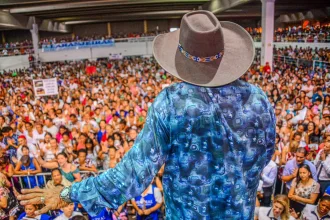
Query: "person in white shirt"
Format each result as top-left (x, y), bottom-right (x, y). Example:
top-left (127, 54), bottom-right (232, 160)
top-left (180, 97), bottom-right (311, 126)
top-left (16, 135), bottom-right (37, 161)
top-left (255, 194), bottom-right (296, 220)
top-left (43, 118), bottom-right (58, 138)
top-left (261, 159), bottom-right (278, 206)
top-left (33, 123), bottom-right (46, 143)
top-left (301, 80), bottom-right (315, 98)
top-left (54, 203), bottom-right (83, 220)
top-left (314, 141), bottom-right (330, 195)
top-left (290, 195), bottom-right (330, 220)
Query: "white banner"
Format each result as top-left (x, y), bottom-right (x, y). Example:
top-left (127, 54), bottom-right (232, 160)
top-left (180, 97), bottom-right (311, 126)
top-left (109, 53), bottom-right (123, 60)
top-left (33, 78), bottom-right (58, 97)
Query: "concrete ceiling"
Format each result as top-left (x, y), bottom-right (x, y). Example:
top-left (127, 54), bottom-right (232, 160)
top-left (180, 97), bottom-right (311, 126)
top-left (0, 0), bottom-right (329, 30)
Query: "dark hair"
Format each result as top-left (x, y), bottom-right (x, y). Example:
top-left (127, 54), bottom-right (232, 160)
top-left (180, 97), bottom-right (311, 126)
top-left (77, 149), bottom-right (87, 155)
top-left (57, 152), bottom-right (68, 159)
top-left (70, 216), bottom-right (86, 220)
top-left (63, 132), bottom-right (70, 137)
top-left (22, 145), bottom-right (29, 151)
top-left (296, 147), bottom-right (308, 156)
top-left (320, 195), bottom-right (330, 202)
top-left (296, 164), bottom-right (313, 184)
top-left (109, 146), bottom-right (116, 152)
top-left (51, 168), bottom-right (61, 175)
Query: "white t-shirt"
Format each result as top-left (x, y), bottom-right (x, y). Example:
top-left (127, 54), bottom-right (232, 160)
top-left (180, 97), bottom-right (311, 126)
top-left (32, 130), bottom-right (46, 143)
top-left (17, 143), bottom-right (37, 161)
top-left (54, 211), bottom-right (83, 220)
top-left (43, 125), bottom-right (58, 138)
top-left (131, 186), bottom-right (163, 204)
top-left (301, 84), bottom-right (314, 98)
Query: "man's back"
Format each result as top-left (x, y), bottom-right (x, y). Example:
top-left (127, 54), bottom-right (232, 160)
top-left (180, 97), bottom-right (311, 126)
top-left (69, 80), bottom-right (276, 220)
top-left (162, 80), bottom-right (275, 219)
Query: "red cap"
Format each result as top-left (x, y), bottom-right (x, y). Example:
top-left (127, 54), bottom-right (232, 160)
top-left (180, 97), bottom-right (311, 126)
top-left (18, 135), bottom-right (26, 140)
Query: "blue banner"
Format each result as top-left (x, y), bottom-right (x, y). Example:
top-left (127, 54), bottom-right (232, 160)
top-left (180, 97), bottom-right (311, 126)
top-left (41, 39), bottom-right (115, 52)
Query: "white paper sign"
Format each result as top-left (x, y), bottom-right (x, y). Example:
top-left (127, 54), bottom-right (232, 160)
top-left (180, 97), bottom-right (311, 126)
top-left (33, 78), bottom-right (58, 97)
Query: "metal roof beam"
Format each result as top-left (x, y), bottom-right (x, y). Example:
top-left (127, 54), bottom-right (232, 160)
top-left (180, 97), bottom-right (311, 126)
top-left (10, 0), bottom-right (209, 13)
top-left (206, 0), bottom-right (255, 14)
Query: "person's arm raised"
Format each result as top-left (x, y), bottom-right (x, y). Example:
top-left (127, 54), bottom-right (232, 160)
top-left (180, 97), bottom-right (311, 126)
top-left (18, 89), bottom-right (172, 216)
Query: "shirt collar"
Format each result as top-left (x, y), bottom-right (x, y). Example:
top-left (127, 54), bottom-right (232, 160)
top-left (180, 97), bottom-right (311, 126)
top-left (267, 208), bottom-right (281, 220)
top-left (311, 206), bottom-right (330, 220)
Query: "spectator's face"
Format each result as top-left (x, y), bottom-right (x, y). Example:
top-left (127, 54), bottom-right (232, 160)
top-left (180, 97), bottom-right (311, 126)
top-left (52, 170), bottom-right (63, 185)
top-left (109, 148), bottom-right (116, 159)
top-left (296, 152), bottom-right (305, 164)
top-left (78, 152), bottom-right (86, 163)
top-left (107, 138), bottom-right (114, 146)
top-left (57, 155), bottom-right (67, 166)
top-left (308, 122), bottom-right (315, 131)
top-left (324, 143), bottom-right (330, 154)
top-left (22, 147), bottom-right (29, 156)
top-left (18, 137), bottom-right (26, 146)
top-left (100, 121), bottom-right (106, 129)
top-left (70, 116), bottom-right (77, 123)
top-left (50, 139), bottom-right (57, 148)
top-left (299, 167), bottom-right (310, 181)
top-left (325, 117), bottom-right (330, 126)
top-left (25, 205), bottom-right (37, 217)
top-left (36, 124), bottom-right (42, 132)
top-left (272, 202), bottom-right (284, 218)
top-left (63, 134), bottom-right (69, 142)
top-left (62, 203), bottom-right (75, 217)
top-left (318, 200), bottom-right (330, 216)
top-left (129, 129), bottom-right (137, 140)
top-left (294, 134), bottom-right (301, 142)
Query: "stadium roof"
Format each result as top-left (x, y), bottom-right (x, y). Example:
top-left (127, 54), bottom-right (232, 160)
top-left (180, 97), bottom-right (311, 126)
top-left (0, 0), bottom-right (329, 31)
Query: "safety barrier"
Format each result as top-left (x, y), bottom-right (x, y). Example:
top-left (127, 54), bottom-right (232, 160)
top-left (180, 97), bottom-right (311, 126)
top-left (11, 170), bottom-right (102, 189)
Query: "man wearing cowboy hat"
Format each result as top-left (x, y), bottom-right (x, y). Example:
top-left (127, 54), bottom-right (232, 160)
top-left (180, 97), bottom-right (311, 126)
top-left (18, 10), bottom-right (275, 219)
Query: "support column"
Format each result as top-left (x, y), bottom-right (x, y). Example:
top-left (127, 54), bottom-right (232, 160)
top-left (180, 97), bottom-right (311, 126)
top-left (107, 22), bottom-right (111, 37)
top-left (143, 20), bottom-right (148, 34)
top-left (261, 0), bottom-right (275, 71)
top-left (30, 23), bottom-right (39, 62)
top-left (1, 32), bottom-right (5, 44)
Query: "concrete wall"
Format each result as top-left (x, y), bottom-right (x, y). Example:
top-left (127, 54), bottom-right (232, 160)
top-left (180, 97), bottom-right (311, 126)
top-left (0, 55), bottom-right (29, 70)
top-left (73, 23), bottom-right (108, 36)
top-left (111, 21), bottom-right (144, 35)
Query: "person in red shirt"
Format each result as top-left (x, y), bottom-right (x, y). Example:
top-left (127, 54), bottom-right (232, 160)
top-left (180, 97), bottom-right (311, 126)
top-left (263, 62), bottom-right (271, 74)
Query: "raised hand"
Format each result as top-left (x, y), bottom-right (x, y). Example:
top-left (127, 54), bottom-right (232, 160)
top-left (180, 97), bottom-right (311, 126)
top-left (17, 186), bottom-right (69, 215)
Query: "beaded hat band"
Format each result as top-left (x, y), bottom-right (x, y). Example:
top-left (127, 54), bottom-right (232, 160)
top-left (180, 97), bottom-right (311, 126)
top-left (178, 43), bottom-right (224, 63)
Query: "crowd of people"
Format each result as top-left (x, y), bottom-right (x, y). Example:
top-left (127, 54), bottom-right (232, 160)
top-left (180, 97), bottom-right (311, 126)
top-left (0, 57), bottom-right (171, 219)
top-left (0, 40), bottom-right (34, 57)
top-left (0, 43), bottom-right (329, 219)
top-left (247, 24), bottom-right (330, 43)
top-left (1, 23), bottom-right (329, 57)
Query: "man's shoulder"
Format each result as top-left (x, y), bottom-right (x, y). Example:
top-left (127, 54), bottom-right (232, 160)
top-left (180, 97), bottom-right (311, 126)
top-left (164, 80), bottom-right (264, 95)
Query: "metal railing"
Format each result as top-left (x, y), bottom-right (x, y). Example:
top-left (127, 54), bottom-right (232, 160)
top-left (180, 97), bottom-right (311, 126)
top-left (11, 170), bottom-right (101, 189)
top-left (273, 55), bottom-right (330, 71)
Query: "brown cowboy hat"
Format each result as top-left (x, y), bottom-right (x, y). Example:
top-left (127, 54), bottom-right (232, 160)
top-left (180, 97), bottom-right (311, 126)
top-left (153, 10), bottom-right (255, 87)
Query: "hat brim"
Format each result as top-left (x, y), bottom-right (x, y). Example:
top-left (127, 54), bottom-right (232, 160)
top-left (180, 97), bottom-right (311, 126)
top-left (153, 21), bottom-right (255, 87)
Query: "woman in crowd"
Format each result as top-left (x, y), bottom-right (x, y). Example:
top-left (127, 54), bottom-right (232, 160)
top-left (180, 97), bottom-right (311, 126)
top-left (18, 204), bottom-right (51, 220)
top-left (306, 121), bottom-right (321, 144)
top-left (288, 164), bottom-right (320, 215)
top-left (14, 146), bottom-right (44, 188)
top-left (131, 183), bottom-right (163, 220)
top-left (0, 178), bottom-right (22, 220)
top-left (36, 152), bottom-right (82, 183)
top-left (254, 194), bottom-right (295, 220)
top-left (73, 149), bottom-right (97, 174)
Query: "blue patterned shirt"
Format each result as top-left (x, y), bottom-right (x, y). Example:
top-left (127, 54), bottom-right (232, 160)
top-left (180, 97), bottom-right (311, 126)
top-left (70, 80), bottom-right (276, 219)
